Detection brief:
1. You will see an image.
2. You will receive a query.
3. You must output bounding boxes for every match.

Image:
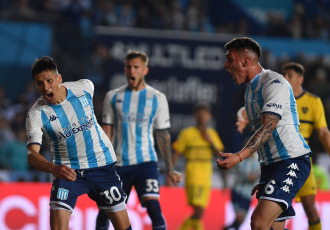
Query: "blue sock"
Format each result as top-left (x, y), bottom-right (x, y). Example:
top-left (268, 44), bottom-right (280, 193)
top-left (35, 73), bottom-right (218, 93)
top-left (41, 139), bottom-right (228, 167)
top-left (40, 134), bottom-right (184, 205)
top-left (95, 210), bottom-right (109, 230)
top-left (144, 199), bottom-right (166, 230)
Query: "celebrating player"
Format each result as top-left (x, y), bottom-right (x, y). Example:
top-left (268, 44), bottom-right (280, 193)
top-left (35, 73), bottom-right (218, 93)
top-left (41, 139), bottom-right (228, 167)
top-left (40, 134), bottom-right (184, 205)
top-left (26, 56), bottom-right (131, 230)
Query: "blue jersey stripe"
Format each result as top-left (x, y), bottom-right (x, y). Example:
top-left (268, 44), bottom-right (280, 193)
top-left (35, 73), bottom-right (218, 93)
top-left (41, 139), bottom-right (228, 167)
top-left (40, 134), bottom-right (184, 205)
top-left (136, 89), bottom-right (146, 163)
top-left (258, 83), bottom-right (264, 109)
top-left (245, 87), bottom-right (250, 117)
top-left (85, 91), bottom-right (113, 164)
top-left (148, 95), bottom-right (158, 161)
top-left (122, 89), bottom-right (131, 166)
top-left (52, 104), bottom-right (80, 168)
top-left (41, 109), bottom-right (61, 165)
top-left (69, 90), bottom-right (96, 168)
top-left (272, 128), bottom-right (289, 159)
top-left (263, 141), bottom-right (274, 164)
top-left (111, 93), bottom-right (118, 150)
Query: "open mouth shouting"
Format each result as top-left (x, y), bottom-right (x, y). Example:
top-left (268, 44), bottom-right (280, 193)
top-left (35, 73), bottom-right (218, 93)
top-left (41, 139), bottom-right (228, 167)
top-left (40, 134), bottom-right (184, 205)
top-left (44, 92), bottom-right (54, 102)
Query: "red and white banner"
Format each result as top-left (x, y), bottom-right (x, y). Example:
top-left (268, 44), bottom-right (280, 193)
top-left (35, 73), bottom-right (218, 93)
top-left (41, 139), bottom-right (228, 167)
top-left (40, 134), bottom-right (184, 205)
top-left (0, 183), bottom-right (329, 230)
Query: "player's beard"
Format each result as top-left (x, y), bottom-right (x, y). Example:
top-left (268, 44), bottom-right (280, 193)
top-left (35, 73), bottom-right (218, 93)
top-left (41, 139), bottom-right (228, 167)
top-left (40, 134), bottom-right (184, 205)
top-left (130, 78), bottom-right (143, 91)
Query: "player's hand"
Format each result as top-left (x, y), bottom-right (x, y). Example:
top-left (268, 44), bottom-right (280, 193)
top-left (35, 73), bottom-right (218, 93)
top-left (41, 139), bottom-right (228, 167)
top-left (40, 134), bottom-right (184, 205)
top-left (167, 170), bottom-right (182, 186)
top-left (51, 164), bottom-right (77, 181)
top-left (216, 152), bottom-right (240, 170)
top-left (236, 118), bottom-right (249, 134)
top-left (251, 183), bottom-right (261, 198)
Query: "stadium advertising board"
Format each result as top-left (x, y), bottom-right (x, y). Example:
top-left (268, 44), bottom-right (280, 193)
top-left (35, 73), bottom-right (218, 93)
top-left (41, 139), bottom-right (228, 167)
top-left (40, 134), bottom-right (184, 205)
top-left (0, 183), bottom-right (329, 230)
top-left (94, 27), bottom-right (242, 151)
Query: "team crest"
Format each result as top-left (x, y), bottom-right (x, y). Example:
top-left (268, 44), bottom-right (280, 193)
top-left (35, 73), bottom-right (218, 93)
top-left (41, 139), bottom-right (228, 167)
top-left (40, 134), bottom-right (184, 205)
top-left (79, 95), bottom-right (89, 107)
top-left (57, 188), bottom-right (69, 200)
top-left (302, 107), bottom-right (308, 114)
top-left (252, 91), bottom-right (259, 103)
top-left (146, 98), bottom-right (153, 106)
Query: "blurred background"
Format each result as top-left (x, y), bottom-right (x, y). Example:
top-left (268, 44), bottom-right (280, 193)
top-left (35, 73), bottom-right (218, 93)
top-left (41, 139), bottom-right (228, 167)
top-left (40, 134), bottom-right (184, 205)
top-left (0, 0), bottom-right (330, 229)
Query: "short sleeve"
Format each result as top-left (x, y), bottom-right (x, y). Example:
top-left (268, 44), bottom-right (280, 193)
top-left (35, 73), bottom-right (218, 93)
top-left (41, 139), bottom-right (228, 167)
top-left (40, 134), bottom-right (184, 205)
top-left (313, 97), bottom-right (328, 129)
top-left (172, 130), bottom-right (187, 154)
top-left (102, 90), bottom-right (116, 125)
top-left (26, 110), bottom-right (43, 146)
top-left (154, 93), bottom-right (171, 130)
top-left (261, 79), bottom-right (290, 118)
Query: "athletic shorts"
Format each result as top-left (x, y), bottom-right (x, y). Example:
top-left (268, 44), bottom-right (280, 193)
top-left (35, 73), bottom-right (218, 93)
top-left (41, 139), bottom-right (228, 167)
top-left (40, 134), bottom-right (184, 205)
top-left (257, 153), bottom-right (311, 221)
top-left (231, 189), bottom-right (252, 214)
top-left (185, 184), bottom-right (211, 208)
top-left (116, 161), bottom-right (160, 205)
top-left (295, 157), bottom-right (316, 202)
top-left (50, 163), bottom-right (127, 213)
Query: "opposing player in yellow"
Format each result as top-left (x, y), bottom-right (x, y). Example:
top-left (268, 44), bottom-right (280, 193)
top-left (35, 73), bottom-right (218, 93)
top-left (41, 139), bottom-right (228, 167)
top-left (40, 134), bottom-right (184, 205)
top-left (282, 62), bottom-right (330, 230)
top-left (236, 62), bottom-right (330, 230)
top-left (172, 102), bottom-right (224, 230)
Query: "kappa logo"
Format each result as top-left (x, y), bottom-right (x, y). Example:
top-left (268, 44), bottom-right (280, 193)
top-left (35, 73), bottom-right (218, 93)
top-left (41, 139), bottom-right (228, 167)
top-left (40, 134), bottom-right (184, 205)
top-left (57, 188), bottom-right (69, 200)
top-left (49, 115), bottom-right (58, 122)
top-left (271, 79), bottom-right (282, 84)
top-left (283, 178), bottom-right (294, 186)
top-left (280, 185), bottom-right (290, 193)
top-left (288, 163), bottom-right (299, 170)
top-left (287, 170), bottom-right (297, 178)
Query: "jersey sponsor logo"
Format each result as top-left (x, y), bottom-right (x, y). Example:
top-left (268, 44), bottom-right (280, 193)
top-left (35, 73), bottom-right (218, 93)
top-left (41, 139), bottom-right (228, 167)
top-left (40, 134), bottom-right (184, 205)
top-left (280, 185), bottom-right (290, 193)
top-left (270, 79), bottom-right (282, 84)
top-left (59, 117), bottom-right (94, 139)
top-left (57, 188), bottom-right (69, 200)
top-left (302, 107), bottom-right (308, 113)
top-left (121, 114), bottom-right (149, 123)
top-left (49, 115), bottom-right (58, 122)
top-left (116, 99), bottom-right (123, 103)
top-left (266, 103), bottom-right (282, 109)
top-left (79, 95), bottom-right (89, 107)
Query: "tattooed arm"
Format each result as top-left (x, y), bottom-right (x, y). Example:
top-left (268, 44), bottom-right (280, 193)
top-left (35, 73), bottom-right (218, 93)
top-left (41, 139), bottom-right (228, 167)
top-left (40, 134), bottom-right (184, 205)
top-left (217, 112), bottom-right (280, 170)
top-left (156, 129), bottom-right (182, 185)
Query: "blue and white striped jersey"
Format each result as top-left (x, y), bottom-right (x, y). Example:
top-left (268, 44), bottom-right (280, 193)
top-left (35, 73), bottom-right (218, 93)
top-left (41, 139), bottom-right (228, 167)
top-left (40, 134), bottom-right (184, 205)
top-left (26, 79), bottom-right (117, 169)
top-left (102, 84), bottom-right (171, 166)
top-left (245, 69), bottom-right (310, 165)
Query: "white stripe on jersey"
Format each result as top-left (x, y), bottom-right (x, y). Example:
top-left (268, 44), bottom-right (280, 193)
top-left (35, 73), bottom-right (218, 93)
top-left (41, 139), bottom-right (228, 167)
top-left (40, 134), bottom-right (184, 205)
top-left (26, 79), bottom-right (117, 169)
top-left (103, 84), bottom-right (171, 166)
top-left (245, 69), bottom-right (310, 165)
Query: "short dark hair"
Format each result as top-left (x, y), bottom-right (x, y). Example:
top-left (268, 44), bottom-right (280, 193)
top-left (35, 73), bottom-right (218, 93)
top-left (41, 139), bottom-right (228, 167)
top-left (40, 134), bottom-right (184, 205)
top-left (31, 56), bottom-right (58, 78)
top-left (125, 50), bottom-right (149, 66)
top-left (282, 62), bottom-right (305, 76)
top-left (225, 37), bottom-right (262, 58)
top-left (193, 102), bottom-right (212, 114)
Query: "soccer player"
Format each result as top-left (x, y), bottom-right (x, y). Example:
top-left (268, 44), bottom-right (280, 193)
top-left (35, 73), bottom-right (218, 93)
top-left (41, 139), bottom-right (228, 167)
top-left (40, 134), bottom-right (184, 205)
top-left (217, 37), bottom-right (311, 230)
top-left (172, 102), bottom-right (224, 230)
top-left (96, 50), bottom-right (182, 230)
top-left (282, 62), bottom-right (330, 230)
top-left (26, 56), bottom-right (131, 230)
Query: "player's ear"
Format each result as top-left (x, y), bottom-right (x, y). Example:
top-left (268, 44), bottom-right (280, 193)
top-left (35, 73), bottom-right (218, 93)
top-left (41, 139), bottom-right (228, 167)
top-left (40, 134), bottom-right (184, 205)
top-left (144, 66), bottom-right (149, 75)
top-left (57, 74), bottom-right (63, 84)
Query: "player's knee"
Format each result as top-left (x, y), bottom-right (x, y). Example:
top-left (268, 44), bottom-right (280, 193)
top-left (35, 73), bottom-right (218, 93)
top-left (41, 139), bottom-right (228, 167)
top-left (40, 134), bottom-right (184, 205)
top-left (144, 199), bottom-right (166, 229)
